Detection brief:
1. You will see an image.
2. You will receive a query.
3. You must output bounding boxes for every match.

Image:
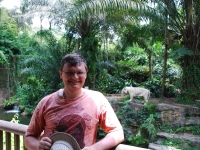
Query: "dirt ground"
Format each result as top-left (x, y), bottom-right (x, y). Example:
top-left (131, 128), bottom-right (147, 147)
top-left (107, 94), bottom-right (176, 104)
top-left (106, 94), bottom-right (196, 107)
top-left (149, 97), bottom-right (198, 107)
top-left (149, 97), bottom-right (176, 104)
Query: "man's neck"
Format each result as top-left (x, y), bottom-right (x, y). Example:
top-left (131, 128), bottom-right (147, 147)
top-left (62, 88), bottom-right (83, 100)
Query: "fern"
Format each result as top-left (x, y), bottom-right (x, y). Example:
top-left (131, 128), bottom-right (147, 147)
top-left (141, 114), bottom-right (157, 140)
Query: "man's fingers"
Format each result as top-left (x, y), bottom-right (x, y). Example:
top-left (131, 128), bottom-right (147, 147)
top-left (39, 137), bottom-right (52, 150)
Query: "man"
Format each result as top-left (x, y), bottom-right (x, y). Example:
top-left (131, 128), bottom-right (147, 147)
top-left (24, 53), bottom-right (124, 150)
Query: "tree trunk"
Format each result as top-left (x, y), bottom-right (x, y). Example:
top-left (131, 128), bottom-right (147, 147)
top-left (179, 4), bottom-right (200, 100)
top-left (161, 43), bottom-right (168, 98)
top-left (148, 48), bottom-right (152, 79)
top-left (40, 15), bottom-right (44, 45)
top-left (161, 12), bottom-right (168, 98)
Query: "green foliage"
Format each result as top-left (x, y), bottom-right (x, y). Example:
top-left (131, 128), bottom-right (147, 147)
top-left (117, 45), bottom-right (149, 82)
top-left (176, 63), bottom-right (200, 103)
top-left (119, 95), bottom-right (131, 102)
top-left (0, 23), bottom-right (21, 64)
top-left (11, 113), bottom-right (20, 124)
top-left (142, 77), bottom-right (177, 98)
top-left (58, 29), bottom-right (76, 53)
top-left (158, 123), bottom-right (175, 133)
top-left (143, 78), bottom-right (161, 97)
top-left (128, 130), bottom-right (149, 147)
top-left (16, 76), bottom-right (47, 114)
top-left (117, 103), bottom-right (146, 139)
top-left (161, 138), bottom-right (184, 148)
top-left (3, 97), bottom-right (16, 109)
top-left (1, 1), bottom-right (199, 149)
top-left (95, 69), bottom-right (129, 93)
top-left (116, 101), bottom-right (160, 147)
top-left (158, 124), bottom-right (200, 136)
top-left (161, 138), bottom-right (199, 150)
top-left (143, 102), bottom-right (157, 114)
top-left (175, 48), bottom-right (194, 57)
top-left (126, 114), bottom-right (158, 147)
top-left (13, 30), bottom-right (73, 113)
top-left (35, 30), bottom-right (57, 47)
top-left (0, 8), bottom-right (18, 35)
top-left (175, 125), bottom-right (200, 135)
top-left (21, 30), bottom-right (63, 91)
top-left (80, 36), bottom-right (101, 87)
top-left (164, 83), bottom-right (176, 97)
top-left (0, 50), bottom-right (8, 64)
top-left (140, 114), bottom-right (157, 140)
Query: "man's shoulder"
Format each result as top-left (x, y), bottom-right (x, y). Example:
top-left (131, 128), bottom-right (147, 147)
top-left (39, 91), bottom-right (58, 104)
top-left (84, 89), bottom-right (104, 97)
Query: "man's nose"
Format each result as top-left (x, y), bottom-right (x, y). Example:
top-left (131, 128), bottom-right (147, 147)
top-left (72, 73), bottom-right (79, 78)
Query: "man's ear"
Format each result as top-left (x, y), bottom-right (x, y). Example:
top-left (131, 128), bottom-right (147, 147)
top-left (59, 70), bottom-right (63, 79)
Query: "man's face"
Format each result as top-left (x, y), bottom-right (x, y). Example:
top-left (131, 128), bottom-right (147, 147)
top-left (59, 63), bottom-right (87, 91)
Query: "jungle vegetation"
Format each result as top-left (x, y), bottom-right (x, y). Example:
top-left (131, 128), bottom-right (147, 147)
top-left (1, 0), bottom-right (200, 149)
top-left (1, 0), bottom-right (200, 113)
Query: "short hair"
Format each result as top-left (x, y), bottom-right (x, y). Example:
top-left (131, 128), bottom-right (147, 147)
top-left (60, 53), bottom-right (88, 71)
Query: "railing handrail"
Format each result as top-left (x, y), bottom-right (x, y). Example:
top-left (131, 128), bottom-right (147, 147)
top-left (0, 120), bottom-right (27, 136)
top-left (0, 120), bottom-right (149, 150)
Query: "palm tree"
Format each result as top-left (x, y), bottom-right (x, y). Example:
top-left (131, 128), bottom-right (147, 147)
top-left (20, 0), bottom-right (151, 88)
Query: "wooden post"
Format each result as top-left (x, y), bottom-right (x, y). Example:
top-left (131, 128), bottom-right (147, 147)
top-left (14, 134), bottom-right (20, 150)
top-left (6, 132), bottom-right (11, 150)
top-left (0, 130), bottom-right (3, 150)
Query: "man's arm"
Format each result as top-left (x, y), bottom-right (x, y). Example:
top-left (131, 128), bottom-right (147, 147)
top-left (25, 136), bottom-right (52, 150)
top-left (82, 129), bottom-right (124, 150)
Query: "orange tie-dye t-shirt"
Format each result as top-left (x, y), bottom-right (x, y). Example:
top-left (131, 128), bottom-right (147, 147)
top-left (25, 89), bottom-right (123, 149)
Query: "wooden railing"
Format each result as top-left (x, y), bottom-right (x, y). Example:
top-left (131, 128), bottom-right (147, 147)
top-left (0, 120), bottom-right (27, 150)
top-left (0, 120), bottom-right (149, 150)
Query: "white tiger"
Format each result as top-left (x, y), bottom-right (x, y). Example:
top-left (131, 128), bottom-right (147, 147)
top-left (121, 86), bottom-right (150, 103)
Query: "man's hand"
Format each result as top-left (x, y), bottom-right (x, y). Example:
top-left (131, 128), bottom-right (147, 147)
top-left (39, 137), bottom-right (52, 150)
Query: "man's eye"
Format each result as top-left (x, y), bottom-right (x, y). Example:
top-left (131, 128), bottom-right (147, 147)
top-left (77, 72), bottom-right (84, 75)
top-left (63, 71), bottom-right (85, 76)
top-left (67, 72), bottom-right (74, 76)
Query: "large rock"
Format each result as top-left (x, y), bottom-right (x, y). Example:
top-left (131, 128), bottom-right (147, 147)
top-left (129, 101), bottom-right (144, 111)
top-left (156, 103), bottom-right (200, 126)
top-left (149, 143), bottom-right (178, 150)
top-left (157, 103), bottom-right (185, 123)
top-left (182, 105), bottom-right (200, 116)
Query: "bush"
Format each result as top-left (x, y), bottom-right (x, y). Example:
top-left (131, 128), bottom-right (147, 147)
top-left (95, 69), bottom-right (130, 94)
top-left (3, 97), bottom-right (16, 109)
top-left (116, 101), bottom-right (160, 148)
top-left (16, 76), bottom-right (48, 114)
top-left (143, 78), bottom-right (162, 98)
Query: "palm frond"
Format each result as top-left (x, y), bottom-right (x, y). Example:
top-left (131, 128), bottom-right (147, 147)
top-left (99, 61), bottom-right (116, 70)
top-left (23, 57), bottom-right (44, 67)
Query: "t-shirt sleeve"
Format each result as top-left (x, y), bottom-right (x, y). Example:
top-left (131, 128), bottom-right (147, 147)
top-left (25, 101), bottom-right (45, 138)
top-left (98, 94), bottom-right (123, 133)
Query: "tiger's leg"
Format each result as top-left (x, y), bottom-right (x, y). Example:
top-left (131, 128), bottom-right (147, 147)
top-left (128, 94), bottom-right (135, 102)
